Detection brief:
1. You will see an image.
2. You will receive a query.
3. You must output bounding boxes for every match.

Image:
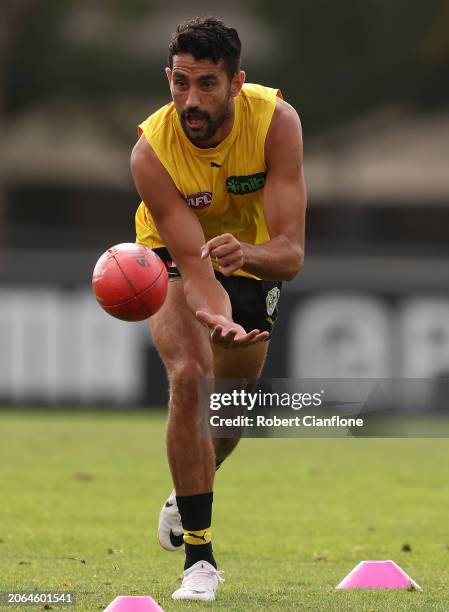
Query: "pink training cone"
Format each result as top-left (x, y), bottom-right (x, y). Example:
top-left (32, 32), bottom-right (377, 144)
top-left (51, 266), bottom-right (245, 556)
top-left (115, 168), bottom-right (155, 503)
top-left (336, 560), bottom-right (422, 590)
top-left (104, 595), bottom-right (164, 612)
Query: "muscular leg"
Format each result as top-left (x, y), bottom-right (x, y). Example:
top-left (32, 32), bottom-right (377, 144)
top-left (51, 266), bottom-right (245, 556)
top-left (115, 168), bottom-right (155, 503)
top-left (150, 278), bottom-right (270, 487)
top-left (212, 337), bottom-right (269, 464)
top-left (149, 280), bottom-right (215, 496)
top-left (151, 278), bottom-right (270, 571)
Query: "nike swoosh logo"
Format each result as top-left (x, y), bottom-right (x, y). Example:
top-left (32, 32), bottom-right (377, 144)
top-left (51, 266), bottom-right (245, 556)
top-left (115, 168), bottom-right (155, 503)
top-left (165, 501), bottom-right (173, 508)
top-left (169, 530), bottom-right (184, 548)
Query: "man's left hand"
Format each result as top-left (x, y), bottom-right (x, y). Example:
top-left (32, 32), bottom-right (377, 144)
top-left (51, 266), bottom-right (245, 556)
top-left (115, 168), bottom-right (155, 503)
top-left (196, 311), bottom-right (269, 348)
top-left (201, 233), bottom-right (244, 276)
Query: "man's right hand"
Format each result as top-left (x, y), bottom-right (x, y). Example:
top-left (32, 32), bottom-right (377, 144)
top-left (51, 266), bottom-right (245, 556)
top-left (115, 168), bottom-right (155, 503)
top-left (195, 311), bottom-right (269, 348)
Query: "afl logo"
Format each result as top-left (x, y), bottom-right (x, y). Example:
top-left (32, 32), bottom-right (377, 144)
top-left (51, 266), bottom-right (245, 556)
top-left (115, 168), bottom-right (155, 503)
top-left (185, 191), bottom-right (213, 210)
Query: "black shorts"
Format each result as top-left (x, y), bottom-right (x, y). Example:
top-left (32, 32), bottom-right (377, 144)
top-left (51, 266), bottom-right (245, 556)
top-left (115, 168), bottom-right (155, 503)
top-left (154, 247), bottom-right (282, 337)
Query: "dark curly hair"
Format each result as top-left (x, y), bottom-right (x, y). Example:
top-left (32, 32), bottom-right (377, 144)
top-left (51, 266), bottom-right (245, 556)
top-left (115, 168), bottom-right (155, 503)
top-left (168, 17), bottom-right (242, 80)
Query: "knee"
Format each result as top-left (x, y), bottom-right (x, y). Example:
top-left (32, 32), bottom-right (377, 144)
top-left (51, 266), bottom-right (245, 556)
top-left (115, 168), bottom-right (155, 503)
top-left (168, 360), bottom-right (213, 389)
top-left (167, 360), bottom-right (213, 419)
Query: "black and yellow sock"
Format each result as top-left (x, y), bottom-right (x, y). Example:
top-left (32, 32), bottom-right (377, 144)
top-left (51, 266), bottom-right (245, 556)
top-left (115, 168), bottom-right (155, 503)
top-left (176, 492), bottom-right (216, 570)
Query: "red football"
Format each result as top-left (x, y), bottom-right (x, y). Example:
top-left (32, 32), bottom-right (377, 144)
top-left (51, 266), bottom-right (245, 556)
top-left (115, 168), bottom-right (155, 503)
top-left (92, 243), bottom-right (168, 321)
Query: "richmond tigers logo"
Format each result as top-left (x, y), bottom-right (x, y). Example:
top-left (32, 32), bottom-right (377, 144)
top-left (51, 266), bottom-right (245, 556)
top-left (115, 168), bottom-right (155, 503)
top-left (266, 287), bottom-right (281, 316)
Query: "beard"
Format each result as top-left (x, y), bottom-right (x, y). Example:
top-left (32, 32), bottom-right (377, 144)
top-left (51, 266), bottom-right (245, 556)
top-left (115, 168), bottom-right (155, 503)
top-left (180, 97), bottom-right (232, 144)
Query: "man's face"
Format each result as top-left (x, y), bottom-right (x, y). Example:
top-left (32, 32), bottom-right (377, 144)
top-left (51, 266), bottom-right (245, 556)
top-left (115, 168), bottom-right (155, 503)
top-left (166, 54), bottom-right (242, 145)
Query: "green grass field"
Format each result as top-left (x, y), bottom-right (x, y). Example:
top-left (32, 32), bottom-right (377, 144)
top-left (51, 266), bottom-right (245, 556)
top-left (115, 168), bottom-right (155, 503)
top-left (1, 410), bottom-right (449, 611)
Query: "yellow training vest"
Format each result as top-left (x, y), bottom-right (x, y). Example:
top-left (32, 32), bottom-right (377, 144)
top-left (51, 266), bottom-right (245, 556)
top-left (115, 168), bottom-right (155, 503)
top-left (135, 83), bottom-right (282, 279)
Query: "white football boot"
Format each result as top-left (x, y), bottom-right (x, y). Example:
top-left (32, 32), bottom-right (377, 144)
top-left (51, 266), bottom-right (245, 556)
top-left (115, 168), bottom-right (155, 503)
top-left (157, 489), bottom-right (184, 551)
top-left (172, 560), bottom-right (224, 601)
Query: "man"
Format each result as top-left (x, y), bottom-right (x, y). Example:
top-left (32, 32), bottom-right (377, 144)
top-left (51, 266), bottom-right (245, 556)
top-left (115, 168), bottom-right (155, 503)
top-left (131, 16), bottom-right (306, 601)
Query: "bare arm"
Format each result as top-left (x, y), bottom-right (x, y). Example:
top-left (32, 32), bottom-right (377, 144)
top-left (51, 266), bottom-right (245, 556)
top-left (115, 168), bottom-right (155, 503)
top-left (130, 136), bottom-right (268, 345)
top-left (201, 98), bottom-right (307, 281)
top-left (131, 135), bottom-right (227, 316)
